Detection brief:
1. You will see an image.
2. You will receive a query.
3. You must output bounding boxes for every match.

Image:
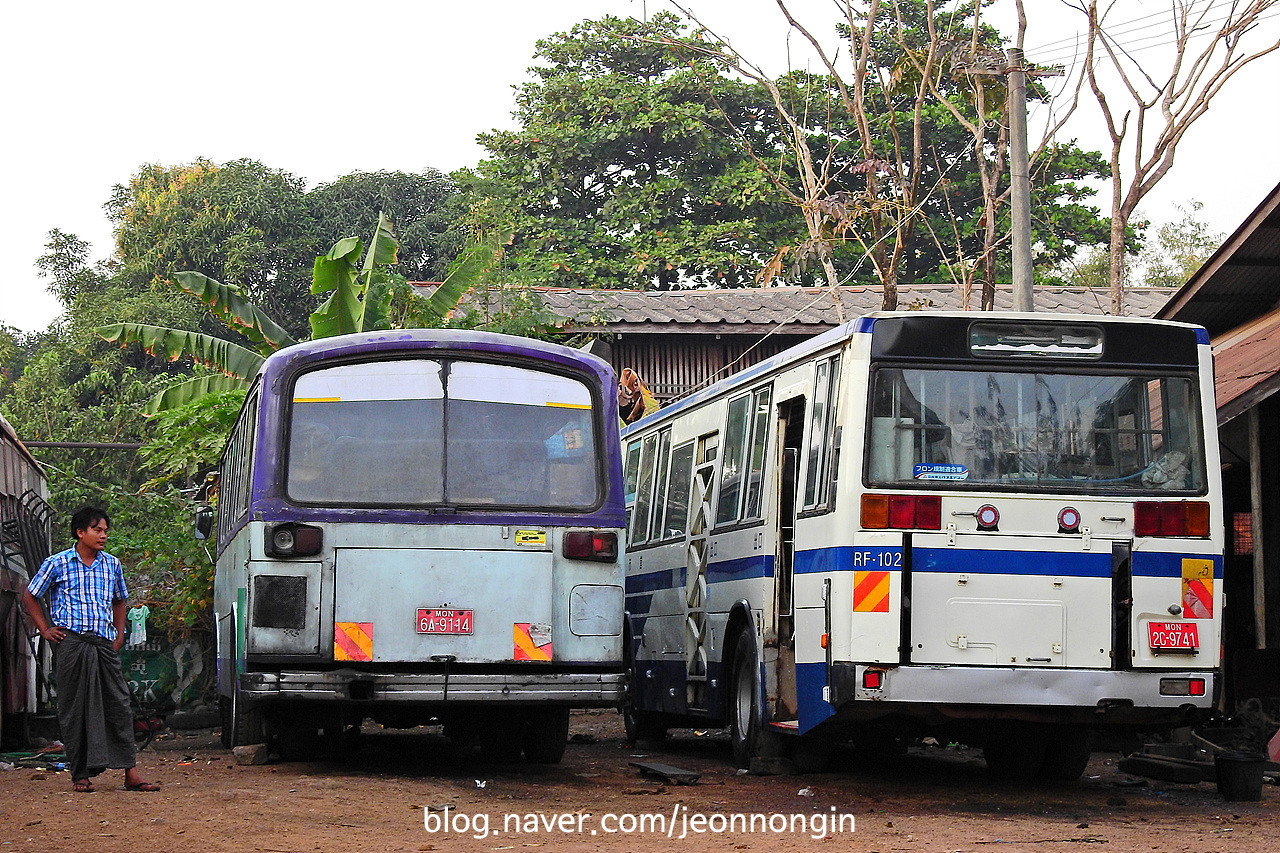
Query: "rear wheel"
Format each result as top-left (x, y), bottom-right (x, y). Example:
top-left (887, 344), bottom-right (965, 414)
top-left (983, 725), bottom-right (1048, 781)
top-left (479, 711), bottom-right (524, 763)
top-left (220, 686), bottom-right (265, 749)
top-left (1038, 726), bottom-right (1094, 781)
top-left (729, 625), bottom-right (763, 769)
top-left (523, 707), bottom-right (570, 764)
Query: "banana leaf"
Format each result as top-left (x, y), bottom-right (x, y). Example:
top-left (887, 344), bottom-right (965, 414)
top-left (96, 323), bottom-right (265, 379)
top-left (174, 271), bottom-right (297, 352)
top-left (420, 231), bottom-right (509, 323)
top-left (142, 374), bottom-right (249, 416)
top-left (310, 212), bottom-right (400, 339)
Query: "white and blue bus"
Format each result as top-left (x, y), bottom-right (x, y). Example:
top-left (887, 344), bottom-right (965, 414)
top-left (621, 313), bottom-right (1223, 779)
top-left (207, 330), bottom-right (627, 763)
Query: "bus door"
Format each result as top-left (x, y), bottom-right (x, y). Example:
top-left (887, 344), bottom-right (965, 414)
top-left (771, 397), bottom-right (805, 720)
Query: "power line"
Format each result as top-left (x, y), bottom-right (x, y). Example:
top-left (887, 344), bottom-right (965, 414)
top-left (1036, 8), bottom-right (1280, 67)
top-left (1026, 0), bottom-right (1219, 54)
top-left (1033, 5), bottom-right (1280, 66)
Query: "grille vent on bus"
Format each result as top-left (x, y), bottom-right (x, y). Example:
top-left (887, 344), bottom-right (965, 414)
top-left (252, 575), bottom-right (308, 629)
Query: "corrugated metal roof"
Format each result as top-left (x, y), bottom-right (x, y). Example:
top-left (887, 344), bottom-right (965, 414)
top-left (1211, 309), bottom-right (1280, 425)
top-left (1160, 183), bottom-right (1280, 337)
top-left (413, 284), bottom-right (1177, 333)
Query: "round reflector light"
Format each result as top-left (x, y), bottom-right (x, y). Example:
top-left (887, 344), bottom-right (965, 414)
top-left (1058, 506), bottom-right (1081, 532)
top-left (976, 504), bottom-right (1000, 530)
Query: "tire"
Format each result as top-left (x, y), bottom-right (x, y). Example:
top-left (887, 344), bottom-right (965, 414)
top-left (730, 625), bottom-right (763, 769)
top-left (983, 726), bottom-right (1048, 781)
top-left (523, 707), bottom-right (570, 764)
top-left (1038, 726), bottom-right (1095, 781)
top-left (273, 724), bottom-right (323, 762)
top-left (220, 686), bottom-right (266, 749)
top-left (479, 711), bottom-right (524, 763)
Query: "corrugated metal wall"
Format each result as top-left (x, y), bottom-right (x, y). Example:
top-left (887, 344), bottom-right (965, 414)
top-left (612, 334), bottom-right (808, 402)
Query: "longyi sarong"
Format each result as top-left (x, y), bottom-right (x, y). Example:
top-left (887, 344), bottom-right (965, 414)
top-left (54, 631), bottom-right (136, 779)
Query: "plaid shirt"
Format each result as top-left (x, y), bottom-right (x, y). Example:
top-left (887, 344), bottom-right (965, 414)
top-left (28, 546), bottom-right (129, 641)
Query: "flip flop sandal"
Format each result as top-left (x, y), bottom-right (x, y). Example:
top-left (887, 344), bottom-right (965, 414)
top-left (124, 781), bottom-right (160, 792)
top-left (73, 779), bottom-right (96, 793)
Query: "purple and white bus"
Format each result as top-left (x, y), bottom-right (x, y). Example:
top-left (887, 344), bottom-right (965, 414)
top-left (208, 330), bottom-right (626, 762)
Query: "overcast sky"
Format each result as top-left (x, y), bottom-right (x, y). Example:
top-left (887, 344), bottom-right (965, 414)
top-left (3, 0), bottom-right (1277, 333)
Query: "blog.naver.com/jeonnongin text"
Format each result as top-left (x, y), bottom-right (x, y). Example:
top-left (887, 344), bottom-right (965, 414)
top-left (424, 804), bottom-right (856, 840)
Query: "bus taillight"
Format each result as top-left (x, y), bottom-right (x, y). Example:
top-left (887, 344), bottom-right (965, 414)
top-left (266, 523), bottom-right (323, 557)
top-left (1134, 501), bottom-right (1211, 538)
top-left (861, 495), bottom-right (942, 530)
top-left (563, 530), bottom-right (619, 562)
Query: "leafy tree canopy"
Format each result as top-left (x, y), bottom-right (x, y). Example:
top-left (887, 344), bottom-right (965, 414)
top-left (309, 169), bottom-right (467, 283)
top-left (107, 158), bottom-right (320, 336)
top-left (472, 12), bottom-right (799, 289)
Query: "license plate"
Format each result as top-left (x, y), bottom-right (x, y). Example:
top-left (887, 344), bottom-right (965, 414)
top-left (1148, 621), bottom-right (1199, 652)
top-left (417, 609), bottom-right (473, 634)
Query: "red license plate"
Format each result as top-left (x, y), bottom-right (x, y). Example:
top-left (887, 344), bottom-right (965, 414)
top-left (417, 609), bottom-right (473, 634)
top-left (1148, 621), bottom-right (1199, 651)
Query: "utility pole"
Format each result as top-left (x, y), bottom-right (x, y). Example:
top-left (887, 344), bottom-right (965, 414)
top-left (956, 49), bottom-right (1062, 313)
top-left (1006, 47), bottom-right (1033, 312)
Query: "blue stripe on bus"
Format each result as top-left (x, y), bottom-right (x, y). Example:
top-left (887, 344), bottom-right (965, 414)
top-left (626, 571), bottom-right (671, 595)
top-left (1195, 327), bottom-right (1210, 345)
top-left (795, 546), bottom-right (902, 574)
top-left (708, 554), bottom-right (773, 583)
top-left (913, 547), bottom-right (1113, 577)
top-left (1132, 551), bottom-right (1223, 579)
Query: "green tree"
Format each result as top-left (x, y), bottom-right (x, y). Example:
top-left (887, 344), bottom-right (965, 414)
top-left (472, 12), bottom-right (799, 289)
top-left (1139, 201), bottom-right (1221, 288)
top-left (107, 159), bottom-right (320, 336)
top-left (308, 169), bottom-right (467, 283)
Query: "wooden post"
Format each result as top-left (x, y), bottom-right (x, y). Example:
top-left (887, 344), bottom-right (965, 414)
top-left (1249, 408), bottom-right (1267, 649)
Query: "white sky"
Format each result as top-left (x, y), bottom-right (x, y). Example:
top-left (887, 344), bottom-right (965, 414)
top-left (3, 0), bottom-right (1277, 333)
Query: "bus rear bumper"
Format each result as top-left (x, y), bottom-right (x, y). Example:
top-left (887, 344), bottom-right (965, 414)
top-left (830, 663), bottom-right (1216, 726)
top-left (241, 669), bottom-right (623, 707)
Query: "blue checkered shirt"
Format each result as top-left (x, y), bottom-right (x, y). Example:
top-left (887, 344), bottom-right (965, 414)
top-left (27, 547), bottom-right (129, 641)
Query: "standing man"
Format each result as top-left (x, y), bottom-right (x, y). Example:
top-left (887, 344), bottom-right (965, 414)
top-left (22, 506), bottom-right (159, 793)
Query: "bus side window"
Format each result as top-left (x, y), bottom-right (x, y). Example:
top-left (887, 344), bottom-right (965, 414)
top-left (663, 440), bottom-right (696, 538)
top-left (648, 429), bottom-right (672, 541)
top-left (718, 387), bottom-right (771, 526)
top-left (630, 433), bottom-right (659, 545)
top-left (624, 439), bottom-right (642, 536)
top-left (804, 356), bottom-right (840, 510)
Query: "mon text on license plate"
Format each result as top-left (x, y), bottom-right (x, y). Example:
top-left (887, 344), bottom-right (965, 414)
top-left (417, 609), bottom-right (473, 634)
top-left (1148, 621), bottom-right (1198, 652)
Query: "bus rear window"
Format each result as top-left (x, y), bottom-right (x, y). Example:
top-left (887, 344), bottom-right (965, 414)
top-left (287, 359), bottom-right (600, 509)
top-left (867, 367), bottom-right (1206, 494)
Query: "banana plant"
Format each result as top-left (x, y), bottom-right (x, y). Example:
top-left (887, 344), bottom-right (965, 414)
top-left (98, 214), bottom-right (500, 414)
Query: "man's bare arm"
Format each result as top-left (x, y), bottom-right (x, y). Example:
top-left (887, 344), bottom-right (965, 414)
top-left (21, 589), bottom-right (65, 644)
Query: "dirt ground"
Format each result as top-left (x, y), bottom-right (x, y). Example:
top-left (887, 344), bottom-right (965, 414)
top-left (0, 711), bottom-right (1274, 853)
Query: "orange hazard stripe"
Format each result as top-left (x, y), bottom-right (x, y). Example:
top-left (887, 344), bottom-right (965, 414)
top-left (853, 571), bottom-right (891, 613)
top-left (334, 622), bottom-right (373, 661)
top-left (513, 623), bottom-right (552, 661)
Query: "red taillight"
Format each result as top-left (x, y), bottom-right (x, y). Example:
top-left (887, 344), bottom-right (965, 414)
top-left (563, 530), bottom-right (618, 562)
top-left (861, 494), bottom-right (941, 530)
top-left (862, 669), bottom-right (883, 689)
top-left (975, 504), bottom-right (1000, 530)
top-left (888, 495), bottom-right (916, 528)
top-left (1134, 501), bottom-right (1210, 538)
